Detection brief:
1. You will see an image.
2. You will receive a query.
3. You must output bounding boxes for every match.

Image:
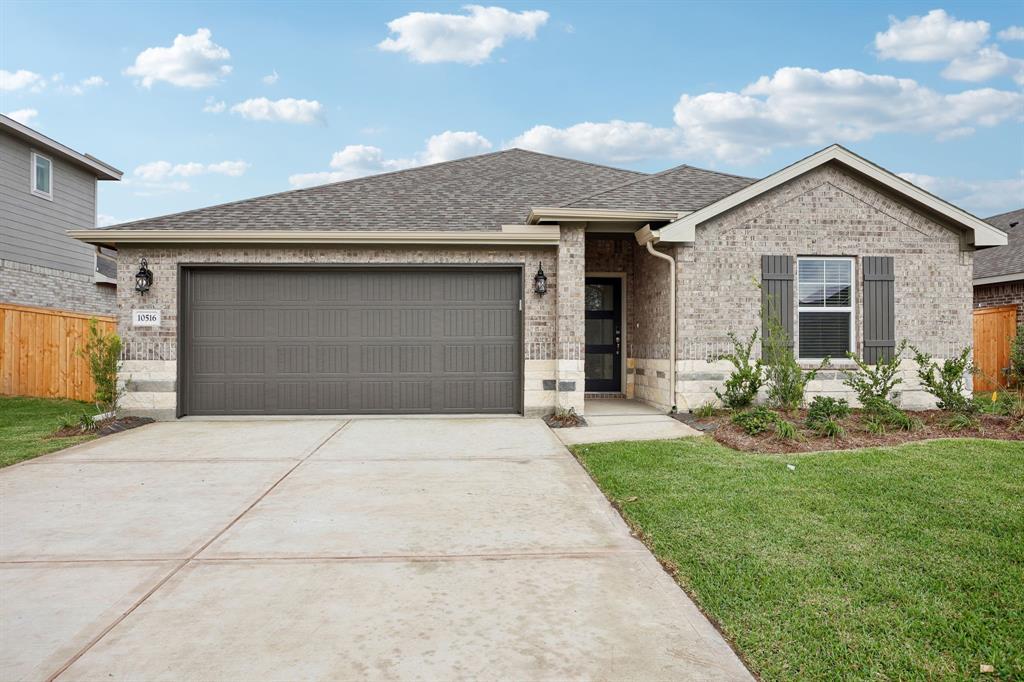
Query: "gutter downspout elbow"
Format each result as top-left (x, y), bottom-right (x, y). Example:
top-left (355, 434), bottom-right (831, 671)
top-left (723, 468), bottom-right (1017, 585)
top-left (643, 236), bottom-right (681, 413)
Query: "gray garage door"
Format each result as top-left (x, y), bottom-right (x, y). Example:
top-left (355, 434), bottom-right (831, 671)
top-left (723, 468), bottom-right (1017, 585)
top-left (180, 267), bottom-right (522, 416)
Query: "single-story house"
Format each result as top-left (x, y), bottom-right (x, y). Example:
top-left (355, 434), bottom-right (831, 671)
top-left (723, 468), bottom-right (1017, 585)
top-left (974, 208), bottom-right (1023, 327)
top-left (70, 144), bottom-right (1007, 420)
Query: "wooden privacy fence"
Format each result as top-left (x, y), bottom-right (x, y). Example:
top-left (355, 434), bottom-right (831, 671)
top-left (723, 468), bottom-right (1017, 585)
top-left (0, 303), bottom-right (116, 402)
top-left (973, 304), bottom-right (1019, 392)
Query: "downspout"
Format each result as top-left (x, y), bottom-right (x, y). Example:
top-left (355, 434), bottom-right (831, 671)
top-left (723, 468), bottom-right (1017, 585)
top-left (637, 227), bottom-right (684, 413)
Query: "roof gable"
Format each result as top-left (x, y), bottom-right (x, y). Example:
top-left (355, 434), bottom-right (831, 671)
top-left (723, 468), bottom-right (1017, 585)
top-left (658, 145), bottom-right (1008, 248)
top-left (101, 148), bottom-right (644, 233)
top-left (0, 114), bottom-right (122, 180)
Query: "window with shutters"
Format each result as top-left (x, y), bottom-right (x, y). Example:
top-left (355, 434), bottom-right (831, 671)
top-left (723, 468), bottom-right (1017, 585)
top-left (797, 257), bottom-right (854, 359)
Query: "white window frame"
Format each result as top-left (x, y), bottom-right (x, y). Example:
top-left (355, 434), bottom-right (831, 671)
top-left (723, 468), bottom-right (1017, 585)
top-left (797, 256), bottom-right (856, 361)
top-left (30, 151), bottom-right (53, 200)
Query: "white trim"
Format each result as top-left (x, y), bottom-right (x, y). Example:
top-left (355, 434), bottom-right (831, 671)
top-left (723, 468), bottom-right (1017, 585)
top-left (1, 114), bottom-right (122, 180)
top-left (658, 145), bottom-right (1008, 248)
top-left (30, 151), bottom-right (53, 201)
top-left (974, 272), bottom-right (1024, 286)
top-left (68, 227), bottom-right (562, 247)
top-left (528, 207), bottom-right (682, 224)
top-left (796, 256), bottom-right (855, 361)
top-left (585, 271), bottom-right (627, 394)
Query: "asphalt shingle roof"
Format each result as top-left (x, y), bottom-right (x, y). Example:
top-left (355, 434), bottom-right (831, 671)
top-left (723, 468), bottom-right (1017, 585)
top-left (105, 149), bottom-right (645, 232)
top-left (561, 163), bottom-right (756, 212)
top-left (976, 208), bottom-right (1024, 280)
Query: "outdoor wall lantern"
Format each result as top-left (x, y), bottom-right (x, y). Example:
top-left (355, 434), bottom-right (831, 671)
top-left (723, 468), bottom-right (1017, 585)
top-left (533, 263), bottom-right (548, 296)
top-left (134, 258), bottom-right (153, 295)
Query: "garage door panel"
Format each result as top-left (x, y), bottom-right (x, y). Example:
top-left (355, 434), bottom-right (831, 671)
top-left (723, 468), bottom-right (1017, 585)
top-left (183, 268), bottom-right (521, 415)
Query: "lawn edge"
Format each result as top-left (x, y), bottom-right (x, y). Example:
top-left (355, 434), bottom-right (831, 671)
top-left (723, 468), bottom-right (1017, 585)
top-left (566, 441), bottom-right (763, 681)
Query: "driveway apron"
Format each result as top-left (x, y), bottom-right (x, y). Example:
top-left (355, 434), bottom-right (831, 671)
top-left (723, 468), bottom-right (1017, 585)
top-left (0, 418), bottom-right (751, 681)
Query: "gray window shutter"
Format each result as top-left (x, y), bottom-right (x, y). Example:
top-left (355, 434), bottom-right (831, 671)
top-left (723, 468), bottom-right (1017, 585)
top-left (761, 255), bottom-right (794, 355)
top-left (862, 256), bottom-right (895, 363)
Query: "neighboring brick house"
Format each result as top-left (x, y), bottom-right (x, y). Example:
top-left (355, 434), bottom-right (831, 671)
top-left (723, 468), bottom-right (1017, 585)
top-left (0, 114), bottom-right (123, 315)
top-left (70, 144), bottom-right (1006, 419)
top-left (974, 208), bottom-right (1023, 327)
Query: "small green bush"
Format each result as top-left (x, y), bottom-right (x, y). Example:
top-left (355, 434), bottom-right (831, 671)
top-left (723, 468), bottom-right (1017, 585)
top-left (714, 330), bottom-right (764, 409)
top-left (56, 412), bottom-right (78, 430)
top-left (694, 402), bottom-right (716, 419)
top-left (79, 319), bottom-right (122, 412)
top-left (774, 419), bottom-right (800, 441)
top-left (77, 412), bottom-right (98, 432)
top-left (861, 396), bottom-right (920, 431)
top-left (863, 416), bottom-right (887, 435)
top-left (1010, 324), bottom-right (1024, 387)
top-left (945, 412), bottom-right (980, 432)
top-left (910, 346), bottom-right (975, 414)
top-left (806, 396), bottom-right (851, 427)
top-left (762, 314), bottom-right (828, 411)
top-left (732, 406), bottom-right (779, 436)
top-left (814, 417), bottom-right (845, 440)
top-left (843, 340), bottom-right (907, 404)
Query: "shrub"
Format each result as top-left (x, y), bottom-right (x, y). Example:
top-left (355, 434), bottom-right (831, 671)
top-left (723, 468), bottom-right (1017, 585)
top-left (863, 416), bottom-right (886, 435)
top-left (774, 419), bottom-right (800, 441)
top-left (1000, 391), bottom-right (1024, 421)
top-left (714, 330), bottom-right (764, 409)
top-left (77, 412), bottom-right (98, 432)
top-left (814, 417), bottom-right (845, 440)
top-left (843, 340), bottom-right (907, 405)
top-left (945, 412), bottom-right (980, 432)
top-left (732, 406), bottom-right (779, 436)
top-left (806, 396), bottom-right (851, 427)
top-left (861, 396), bottom-right (920, 431)
top-left (1010, 324), bottom-right (1024, 387)
top-left (762, 313), bottom-right (828, 411)
top-left (694, 402), bottom-right (716, 419)
top-left (910, 346), bottom-right (975, 414)
top-left (56, 412), bottom-right (78, 430)
top-left (79, 319), bottom-right (122, 412)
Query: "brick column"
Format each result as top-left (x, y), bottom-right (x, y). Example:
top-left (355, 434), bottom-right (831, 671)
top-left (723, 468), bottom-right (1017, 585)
top-left (555, 224), bottom-right (586, 413)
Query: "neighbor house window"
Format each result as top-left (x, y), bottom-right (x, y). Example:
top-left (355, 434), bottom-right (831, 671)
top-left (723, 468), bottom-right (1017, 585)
top-left (797, 257), bottom-right (854, 359)
top-left (31, 152), bottom-right (53, 200)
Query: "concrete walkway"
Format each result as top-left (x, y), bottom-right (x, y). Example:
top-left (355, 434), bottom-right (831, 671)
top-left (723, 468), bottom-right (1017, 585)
top-left (554, 399), bottom-right (702, 445)
top-left (1, 418), bottom-right (749, 681)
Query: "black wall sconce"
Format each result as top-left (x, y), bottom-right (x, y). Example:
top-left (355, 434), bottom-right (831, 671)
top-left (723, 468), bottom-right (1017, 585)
top-left (533, 262), bottom-right (548, 296)
top-left (134, 258), bottom-right (153, 295)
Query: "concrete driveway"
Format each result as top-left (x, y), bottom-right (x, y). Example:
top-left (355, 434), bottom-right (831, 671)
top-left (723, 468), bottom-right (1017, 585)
top-left (1, 417), bottom-right (750, 681)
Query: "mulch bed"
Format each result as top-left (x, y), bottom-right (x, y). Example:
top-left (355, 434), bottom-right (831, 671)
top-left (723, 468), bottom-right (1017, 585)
top-left (544, 412), bottom-right (588, 428)
top-left (52, 415), bottom-right (154, 439)
top-left (676, 409), bottom-right (1024, 453)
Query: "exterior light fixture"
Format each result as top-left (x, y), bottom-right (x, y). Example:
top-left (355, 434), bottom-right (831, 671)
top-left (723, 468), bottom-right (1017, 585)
top-left (533, 262), bottom-right (548, 296)
top-left (134, 258), bottom-right (153, 295)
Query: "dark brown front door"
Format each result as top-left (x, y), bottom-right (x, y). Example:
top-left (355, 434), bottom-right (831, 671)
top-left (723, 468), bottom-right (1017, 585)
top-left (584, 277), bottom-right (622, 392)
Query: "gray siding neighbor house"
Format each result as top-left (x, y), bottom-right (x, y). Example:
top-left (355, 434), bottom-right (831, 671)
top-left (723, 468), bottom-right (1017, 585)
top-left (70, 144), bottom-right (1006, 420)
top-left (974, 208), bottom-right (1024, 327)
top-left (1, 114), bottom-right (122, 315)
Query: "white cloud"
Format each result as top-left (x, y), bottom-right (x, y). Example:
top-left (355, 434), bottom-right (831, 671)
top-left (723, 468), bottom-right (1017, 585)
top-left (943, 45), bottom-right (1024, 85)
top-left (507, 121), bottom-right (681, 163)
top-left (230, 97), bottom-right (324, 124)
top-left (203, 97), bottom-right (226, 113)
top-left (898, 171), bottom-right (1024, 216)
top-left (670, 67), bottom-right (1024, 163)
top-left (289, 131), bottom-right (493, 187)
top-left (124, 28), bottom-right (232, 88)
top-left (0, 69), bottom-right (44, 92)
top-left (60, 74), bottom-right (107, 95)
top-left (378, 5), bottom-right (549, 65)
top-left (262, 69), bottom-right (279, 85)
top-left (132, 159), bottom-right (250, 186)
top-left (875, 9), bottom-right (989, 61)
top-left (5, 108), bottom-right (38, 125)
top-left (997, 26), bottom-right (1024, 41)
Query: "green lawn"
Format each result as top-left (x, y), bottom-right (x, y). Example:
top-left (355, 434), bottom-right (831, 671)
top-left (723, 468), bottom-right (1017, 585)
top-left (0, 395), bottom-right (97, 467)
top-left (573, 437), bottom-right (1024, 680)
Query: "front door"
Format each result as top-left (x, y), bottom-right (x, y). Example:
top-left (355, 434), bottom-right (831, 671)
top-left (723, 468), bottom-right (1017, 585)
top-left (584, 277), bottom-right (622, 392)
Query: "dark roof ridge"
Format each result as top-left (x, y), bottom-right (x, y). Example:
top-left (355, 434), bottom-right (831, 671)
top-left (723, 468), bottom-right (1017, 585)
top-left (560, 161), bottom-right (756, 208)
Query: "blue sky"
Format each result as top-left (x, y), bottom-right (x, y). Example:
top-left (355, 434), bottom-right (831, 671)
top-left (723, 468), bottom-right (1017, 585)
top-left (2, 1), bottom-right (1022, 224)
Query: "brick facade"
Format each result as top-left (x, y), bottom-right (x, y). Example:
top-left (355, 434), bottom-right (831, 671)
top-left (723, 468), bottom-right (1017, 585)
top-left (674, 164), bottom-right (974, 410)
top-left (974, 280), bottom-right (1024, 327)
top-left (1, 258), bottom-right (116, 316)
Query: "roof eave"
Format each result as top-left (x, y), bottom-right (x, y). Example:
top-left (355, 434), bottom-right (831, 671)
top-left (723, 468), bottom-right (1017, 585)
top-left (527, 207), bottom-right (683, 224)
top-left (658, 145), bottom-right (1008, 248)
top-left (67, 226), bottom-right (562, 248)
top-left (0, 115), bottom-right (123, 180)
